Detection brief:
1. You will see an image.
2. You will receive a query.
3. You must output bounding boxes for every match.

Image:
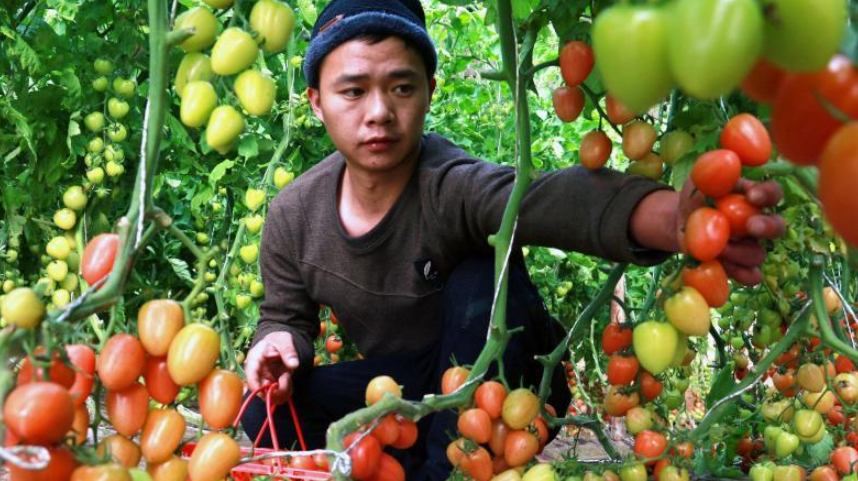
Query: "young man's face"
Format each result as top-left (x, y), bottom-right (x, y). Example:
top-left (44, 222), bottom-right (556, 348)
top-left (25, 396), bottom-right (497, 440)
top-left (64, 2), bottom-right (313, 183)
top-left (308, 36), bottom-right (435, 175)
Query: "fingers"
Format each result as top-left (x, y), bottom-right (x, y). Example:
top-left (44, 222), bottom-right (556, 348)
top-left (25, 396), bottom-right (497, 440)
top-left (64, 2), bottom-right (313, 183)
top-left (722, 261), bottom-right (763, 286)
top-left (736, 179), bottom-right (783, 208)
top-left (747, 214), bottom-right (786, 239)
top-left (245, 343), bottom-right (281, 392)
top-left (720, 239), bottom-right (766, 268)
top-left (270, 372), bottom-right (293, 405)
top-left (276, 339), bottom-right (300, 371)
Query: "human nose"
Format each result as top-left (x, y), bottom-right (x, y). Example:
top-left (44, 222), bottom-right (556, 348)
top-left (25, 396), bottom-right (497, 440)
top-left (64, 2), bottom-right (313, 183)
top-left (365, 89), bottom-right (393, 125)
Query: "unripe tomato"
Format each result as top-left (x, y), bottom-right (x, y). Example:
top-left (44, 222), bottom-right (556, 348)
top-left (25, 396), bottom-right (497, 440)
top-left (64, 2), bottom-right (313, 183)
top-left (627, 152), bottom-right (663, 180)
top-left (234, 70), bottom-right (276, 116)
top-left (593, 5), bottom-right (672, 112)
top-left (819, 123), bottom-right (858, 248)
top-left (4, 382), bottom-right (74, 445)
top-left (103, 144), bottom-right (124, 162)
top-left (441, 365), bottom-right (470, 394)
top-left (579, 130), bottom-right (612, 170)
top-left (274, 167), bottom-right (295, 189)
top-left (138, 299), bottom-right (185, 356)
top-left (199, 369), bottom-right (243, 429)
top-left (81, 233), bottom-right (119, 287)
top-left (188, 433), bottom-right (241, 481)
top-left (98, 334), bottom-right (146, 391)
top-left (140, 409), bottom-right (186, 464)
top-left (71, 464), bottom-right (132, 481)
top-left (606, 95), bottom-right (636, 125)
top-left (54, 208), bottom-right (77, 230)
top-left (552, 86), bottom-right (585, 123)
top-left (180, 81), bottom-right (217, 128)
top-left (108, 123), bottom-right (128, 142)
top-left (240, 244), bottom-right (259, 264)
top-left (604, 385), bottom-right (640, 416)
top-left (633, 321), bottom-right (678, 375)
top-left (205, 105), bottom-right (244, 153)
top-left (84, 111), bottom-right (105, 132)
top-left (113, 78), bottom-right (137, 98)
top-left (664, 286), bottom-right (710, 336)
top-left (63, 185), bottom-right (88, 211)
top-left (625, 406), bottom-right (653, 435)
top-left (365, 375), bottom-right (402, 405)
top-left (250, 0), bottom-right (296, 54)
top-left (559, 40), bottom-right (594, 86)
top-left (174, 53), bottom-right (214, 98)
top-left (88, 136), bottom-right (105, 153)
top-left (715, 194), bottom-right (760, 238)
top-left (175, 7), bottom-right (219, 52)
top-left (106, 160), bottom-right (125, 178)
top-left (683, 207), bottom-right (730, 262)
top-left (144, 356), bottom-right (181, 405)
top-left (659, 130), bottom-right (694, 166)
top-left (681, 261), bottom-right (728, 308)
top-left (202, 0), bottom-right (233, 9)
top-left (622, 121), bottom-right (657, 160)
top-left (92, 75), bottom-right (109, 92)
top-left (211, 27), bottom-right (258, 75)
top-left (763, 0), bottom-right (847, 72)
top-left (47, 260), bottom-right (69, 282)
top-left (108, 97), bottom-right (130, 119)
top-left (502, 388), bottom-right (540, 429)
top-left (690, 150), bottom-right (742, 198)
top-left (1, 287), bottom-right (45, 329)
top-left (94, 58), bottom-right (113, 75)
top-left (167, 323), bottom-right (220, 385)
top-left (87, 167), bottom-right (105, 184)
top-left (97, 434), bottom-right (142, 467)
top-left (667, 0), bottom-right (763, 99)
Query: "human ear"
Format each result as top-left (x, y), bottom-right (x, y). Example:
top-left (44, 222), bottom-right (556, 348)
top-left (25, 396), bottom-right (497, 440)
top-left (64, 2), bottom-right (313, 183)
top-left (307, 87), bottom-right (325, 124)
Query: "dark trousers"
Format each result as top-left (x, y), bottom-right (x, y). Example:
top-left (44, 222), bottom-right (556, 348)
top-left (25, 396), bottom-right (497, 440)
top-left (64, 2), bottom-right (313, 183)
top-left (240, 255), bottom-right (570, 480)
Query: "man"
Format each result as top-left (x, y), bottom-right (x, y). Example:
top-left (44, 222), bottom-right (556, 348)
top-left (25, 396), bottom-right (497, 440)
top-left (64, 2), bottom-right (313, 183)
top-left (241, 0), bottom-right (784, 478)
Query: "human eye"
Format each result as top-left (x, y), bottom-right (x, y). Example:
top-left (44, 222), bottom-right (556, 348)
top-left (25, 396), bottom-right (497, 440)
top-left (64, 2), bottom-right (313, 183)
top-left (393, 84), bottom-right (415, 95)
top-left (341, 87), bottom-right (363, 98)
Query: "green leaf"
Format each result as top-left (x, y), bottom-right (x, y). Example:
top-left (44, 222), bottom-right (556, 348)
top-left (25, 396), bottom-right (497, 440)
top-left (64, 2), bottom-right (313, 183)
top-left (168, 257), bottom-right (194, 285)
top-left (209, 159), bottom-right (235, 186)
top-left (671, 154), bottom-right (694, 191)
top-left (238, 135), bottom-right (259, 159)
top-left (705, 362), bottom-right (736, 408)
top-left (297, 0), bottom-right (317, 27)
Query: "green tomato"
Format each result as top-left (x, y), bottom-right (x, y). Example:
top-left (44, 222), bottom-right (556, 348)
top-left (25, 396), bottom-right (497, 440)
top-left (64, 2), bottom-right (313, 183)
top-left (633, 321), bottom-right (678, 375)
top-left (245, 214), bottom-right (264, 233)
top-left (663, 388), bottom-right (683, 409)
top-left (63, 185), bottom-right (88, 211)
top-left (665, 286), bottom-right (711, 336)
top-left (108, 123), bottom-right (128, 143)
top-left (92, 76), bottom-right (109, 92)
top-left (107, 97), bottom-right (130, 119)
top-left (87, 167), bottom-right (105, 184)
top-left (46, 260), bottom-right (69, 282)
top-left (667, 0), bottom-right (763, 99)
top-left (673, 376), bottom-right (690, 392)
top-left (175, 7), bottom-right (220, 52)
top-left (1, 287), bottom-right (45, 329)
top-left (659, 130), bottom-right (694, 166)
top-left (249, 0), bottom-right (296, 54)
top-left (211, 27), bottom-right (259, 75)
top-left (46, 236), bottom-right (71, 260)
top-left (94, 58), bottom-right (113, 75)
top-left (88, 137), bottom-right (105, 153)
top-left (234, 70), bottom-right (276, 116)
top-left (749, 464), bottom-right (774, 481)
top-left (112, 77), bottom-right (136, 98)
top-left (196, 232), bottom-right (210, 244)
top-left (205, 105), bottom-right (244, 153)
top-left (250, 280), bottom-right (264, 297)
top-left (592, 4), bottom-right (673, 112)
top-left (764, 0), bottom-right (847, 72)
top-left (289, 55), bottom-right (303, 68)
top-left (774, 431), bottom-right (799, 458)
top-left (619, 464), bottom-right (647, 481)
top-left (236, 294), bottom-right (252, 309)
top-left (772, 465), bottom-right (804, 481)
top-left (105, 160), bottom-right (124, 178)
top-left (202, 0), bottom-right (233, 9)
top-left (522, 464), bottom-right (557, 481)
top-left (104, 144), bottom-right (124, 162)
top-left (274, 167), bottom-right (294, 189)
top-left (240, 244), bottom-right (259, 264)
top-left (129, 467), bottom-right (154, 481)
top-left (2, 280), bottom-right (15, 293)
top-left (730, 336), bottom-right (744, 350)
top-left (60, 273), bottom-right (78, 292)
top-left (175, 52), bottom-right (214, 98)
top-left (54, 208), bottom-right (77, 230)
top-left (180, 81), bottom-right (218, 128)
top-left (84, 112), bottom-right (105, 132)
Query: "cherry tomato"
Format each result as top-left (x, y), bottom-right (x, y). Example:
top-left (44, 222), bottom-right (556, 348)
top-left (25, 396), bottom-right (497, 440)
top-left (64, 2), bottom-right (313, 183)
top-left (141, 409), bottom-right (186, 464)
top-left (622, 121), bottom-right (657, 160)
top-left (69, 403), bottom-right (89, 445)
top-left (502, 388), bottom-right (540, 429)
top-left (819, 123), bottom-right (858, 248)
top-left (4, 382), bottom-right (74, 445)
top-left (504, 430), bottom-right (539, 467)
top-left (174, 52), bottom-right (214, 98)
top-left (553, 86), bottom-right (585, 122)
top-left (634, 430), bottom-right (667, 465)
top-left (17, 346), bottom-right (75, 389)
top-left (681, 260), bottom-right (729, 308)
top-left (370, 413), bottom-right (401, 446)
top-left (97, 434), bottom-right (141, 468)
top-left (97, 334), bottom-right (146, 391)
top-left (441, 366), bottom-right (470, 395)
top-left (66, 344), bottom-right (96, 406)
top-left (475, 381), bottom-right (507, 419)
top-left (831, 446), bottom-right (858, 475)
top-left (741, 59), bottom-right (786, 104)
top-left (720, 114), bottom-right (772, 166)
top-left (639, 371), bottom-right (663, 400)
top-left (604, 385), bottom-right (640, 416)
top-left (211, 27), bottom-right (258, 76)
top-left (365, 453), bottom-right (405, 481)
top-left (818, 55), bottom-right (858, 120)
top-left (138, 299), bottom-right (185, 356)
top-left (81, 233), bottom-right (119, 287)
top-left (715, 194), bottom-right (761, 238)
top-left (607, 354), bottom-right (639, 385)
top-left (488, 419), bottom-right (509, 457)
top-left (175, 7), bottom-right (219, 52)
top-left (188, 433), bottom-right (241, 481)
top-left (559, 41), bottom-right (595, 86)
top-left (606, 95), bottom-right (636, 125)
top-left (690, 150), bottom-right (742, 197)
top-left (105, 382), bottom-right (149, 437)
top-left (664, 286), bottom-right (711, 336)
top-left (580, 130), bottom-right (613, 170)
top-left (70, 464), bottom-right (132, 481)
top-left (144, 356), bottom-right (181, 405)
top-left (683, 207), bottom-right (730, 262)
top-left (602, 323), bottom-right (633, 355)
top-left (167, 323), bottom-right (220, 386)
top-left (390, 417), bottom-right (418, 449)
top-left (205, 105), bottom-right (245, 154)
top-left (460, 447), bottom-right (492, 481)
top-left (147, 456), bottom-right (188, 481)
top-left (9, 445), bottom-right (77, 481)
top-left (325, 335), bottom-right (343, 354)
top-left (234, 70), bottom-right (276, 116)
top-left (365, 375), bottom-right (402, 405)
top-left (773, 369), bottom-right (798, 397)
top-left (457, 408), bottom-right (492, 444)
top-left (343, 431), bottom-right (382, 480)
top-left (810, 466), bottom-right (840, 481)
top-left (180, 81), bottom-right (217, 128)
top-left (197, 369), bottom-right (243, 429)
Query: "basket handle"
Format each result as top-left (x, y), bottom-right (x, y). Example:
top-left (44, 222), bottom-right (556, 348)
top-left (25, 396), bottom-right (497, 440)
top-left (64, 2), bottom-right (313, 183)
top-left (234, 382), bottom-right (308, 452)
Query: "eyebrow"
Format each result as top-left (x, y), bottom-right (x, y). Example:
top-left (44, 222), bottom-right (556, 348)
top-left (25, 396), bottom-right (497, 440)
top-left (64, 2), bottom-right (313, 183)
top-left (332, 68), bottom-right (421, 85)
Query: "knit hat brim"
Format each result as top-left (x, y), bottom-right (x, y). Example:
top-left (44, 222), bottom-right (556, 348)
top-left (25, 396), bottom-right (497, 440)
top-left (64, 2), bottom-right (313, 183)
top-left (303, 11), bottom-right (438, 89)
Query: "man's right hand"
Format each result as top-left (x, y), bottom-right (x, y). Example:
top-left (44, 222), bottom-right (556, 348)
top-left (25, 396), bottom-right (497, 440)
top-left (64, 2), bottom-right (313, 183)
top-left (244, 331), bottom-right (300, 405)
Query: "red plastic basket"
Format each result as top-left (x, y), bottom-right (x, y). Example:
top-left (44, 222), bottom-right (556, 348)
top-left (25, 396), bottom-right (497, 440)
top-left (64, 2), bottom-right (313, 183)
top-left (181, 383), bottom-right (332, 481)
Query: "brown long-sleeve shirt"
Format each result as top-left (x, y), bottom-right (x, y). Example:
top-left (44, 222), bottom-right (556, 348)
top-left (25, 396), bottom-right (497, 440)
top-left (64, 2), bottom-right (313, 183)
top-left (253, 133), bottom-right (670, 371)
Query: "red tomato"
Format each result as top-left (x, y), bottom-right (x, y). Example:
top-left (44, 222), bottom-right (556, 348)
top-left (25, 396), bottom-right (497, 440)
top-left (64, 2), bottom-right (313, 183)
top-left (97, 434), bottom-right (141, 468)
top-left (604, 386), bottom-right (640, 416)
top-left (105, 382), bottom-right (149, 437)
top-left (81, 233), bottom-right (120, 287)
top-left (70, 403), bottom-right (89, 445)
top-left (690, 150), bottom-right (742, 197)
top-left (560, 41), bottom-right (595, 86)
top-left (639, 371), bottom-right (663, 400)
top-left (811, 466), bottom-right (840, 481)
top-left (675, 441), bottom-right (694, 459)
top-left (831, 446), bottom-right (858, 475)
top-left (144, 356), bottom-right (181, 404)
top-left (819, 54), bottom-right (858, 120)
top-left (773, 369), bottom-right (798, 397)
top-left (504, 430), bottom-right (539, 467)
top-left (602, 323), bottom-right (633, 355)
top-left (634, 430), bottom-right (667, 465)
top-left (289, 456), bottom-right (319, 470)
top-left (17, 347), bottom-right (75, 389)
top-left (681, 260), bottom-right (729, 308)
top-left (370, 413), bottom-right (401, 446)
top-left (488, 419), bottom-right (509, 457)
top-left (719, 114), bottom-right (772, 166)
top-left (580, 130), bottom-right (613, 170)
top-left (365, 453), bottom-right (405, 481)
top-left (199, 369), bottom-right (243, 430)
top-left (683, 207), bottom-right (730, 262)
top-left (325, 335), bottom-right (343, 353)
top-left (819, 123), bottom-right (858, 248)
top-left (4, 382), bottom-right (74, 445)
top-left (441, 366), bottom-right (470, 395)
top-left (457, 408), bottom-right (492, 444)
top-left (97, 334), bottom-right (146, 391)
top-left (607, 354), bottom-right (640, 386)
top-left (9, 445), bottom-right (77, 481)
top-left (475, 381), bottom-right (507, 419)
top-left (313, 452), bottom-right (331, 471)
top-left (344, 432), bottom-right (382, 480)
top-left (66, 344), bottom-right (96, 406)
top-left (741, 59), bottom-right (786, 104)
top-left (836, 355), bottom-right (857, 373)
top-left (460, 447), bottom-right (492, 481)
top-left (553, 86), bottom-right (585, 122)
top-left (606, 94), bottom-right (636, 125)
top-left (390, 417), bottom-right (418, 449)
top-left (188, 432), bottom-right (241, 481)
top-left (715, 194), bottom-right (761, 238)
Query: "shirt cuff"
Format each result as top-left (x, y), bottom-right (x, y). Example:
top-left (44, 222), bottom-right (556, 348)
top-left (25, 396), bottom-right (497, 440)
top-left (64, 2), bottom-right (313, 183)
top-left (598, 177), bottom-right (674, 266)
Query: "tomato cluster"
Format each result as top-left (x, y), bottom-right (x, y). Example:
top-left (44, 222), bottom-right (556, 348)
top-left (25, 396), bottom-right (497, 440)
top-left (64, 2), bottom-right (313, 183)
top-left (85, 58), bottom-right (136, 185)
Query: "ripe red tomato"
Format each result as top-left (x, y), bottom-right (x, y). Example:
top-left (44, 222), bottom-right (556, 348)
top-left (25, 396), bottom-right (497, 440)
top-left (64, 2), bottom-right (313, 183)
top-left (70, 403), bottom-right (89, 445)
top-left (188, 432), bottom-right (241, 481)
top-left (504, 430), bottom-right (539, 467)
top-left (457, 408), bottom-right (492, 444)
top-left (97, 334), bottom-right (146, 391)
top-left (819, 123), bottom-right (858, 248)
top-left (607, 354), bottom-right (640, 386)
top-left (289, 455), bottom-right (319, 470)
top-left (831, 446), bottom-right (858, 475)
top-left (773, 369), bottom-right (798, 397)
top-left (137, 299), bottom-right (185, 356)
top-left (720, 114), bottom-right (772, 166)
top-left (17, 347), bottom-right (75, 389)
top-left (105, 382), bottom-right (149, 437)
top-left (553, 86), bottom-right (585, 122)
top-left (66, 344), bottom-right (96, 406)
top-left (344, 432), bottom-right (382, 480)
top-left (639, 371), bottom-right (663, 400)
top-left (690, 150), bottom-right (742, 197)
top-left (818, 55), bottom-right (858, 120)
top-left (81, 233), bottom-right (119, 287)
top-left (488, 419), bottom-right (509, 457)
top-left (580, 130), bottom-right (613, 170)
top-left (836, 355), bottom-right (857, 373)
top-left (606, 95), bottom-right (636, 125)
top-left (441, 366), bottom-right (470, 395)
top-left (811, 465), bottom-right (840, 481)
top-left (634, 430), bottom-right (667, 465)
top-left (390, 417), bottom-right (418, 449)
top-left (741, 59), bottom-right (786, 104)
top-left (370, 413), bottom-right (401, 446)
top-left (141, 409), bottom-right (186, 464)
top-left (325, 335), bottom-right (343, 353)
top-left (604, 385), bottom-right (640, 416)
top-left (4, 382), bottom-right (74, 445)
top-left (70, 463), bottom-right (131, 481)
top-left (475, 381), bottom-right (507, 419)
top-left (715, 194), bottom-right (761, 238)
top-left (199, 369), bottom-right (243, 429)
top-left (9, 445), bottom-right (77, 481)
top-left (681, 260), bottom-right (729, 308)
top-left (559, 41), bottom-right (595, 86)
top-left (683, 207), bottom-right (730, 262)
top-left (144, 356), bottom-right (181, 404)
top-left (602, 323), bottom-right (633, 355)
top-left (365, 453), bottom-right (405, 481)
top-left (460, 446), bottom-right (492, 481)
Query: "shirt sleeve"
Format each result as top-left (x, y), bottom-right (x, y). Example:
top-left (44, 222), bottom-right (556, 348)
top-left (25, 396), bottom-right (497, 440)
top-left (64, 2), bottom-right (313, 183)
top-left (252, 199), bottom-right (319, 373)
top-left (425, 159), bottom-right (673, 266)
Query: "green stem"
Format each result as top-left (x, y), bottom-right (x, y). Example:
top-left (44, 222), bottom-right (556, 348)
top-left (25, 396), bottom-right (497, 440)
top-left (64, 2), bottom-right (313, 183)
top-left (580, 83), bottom-right (622, 137)
top-left (638, 265), bottom-right (662, 321)
top-left (810, 256), bottom-right (858, 363)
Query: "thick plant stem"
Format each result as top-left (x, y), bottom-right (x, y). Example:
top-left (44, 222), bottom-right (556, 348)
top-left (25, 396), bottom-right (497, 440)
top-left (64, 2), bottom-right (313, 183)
top-left (811, 256), bottom-right (858, 363)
